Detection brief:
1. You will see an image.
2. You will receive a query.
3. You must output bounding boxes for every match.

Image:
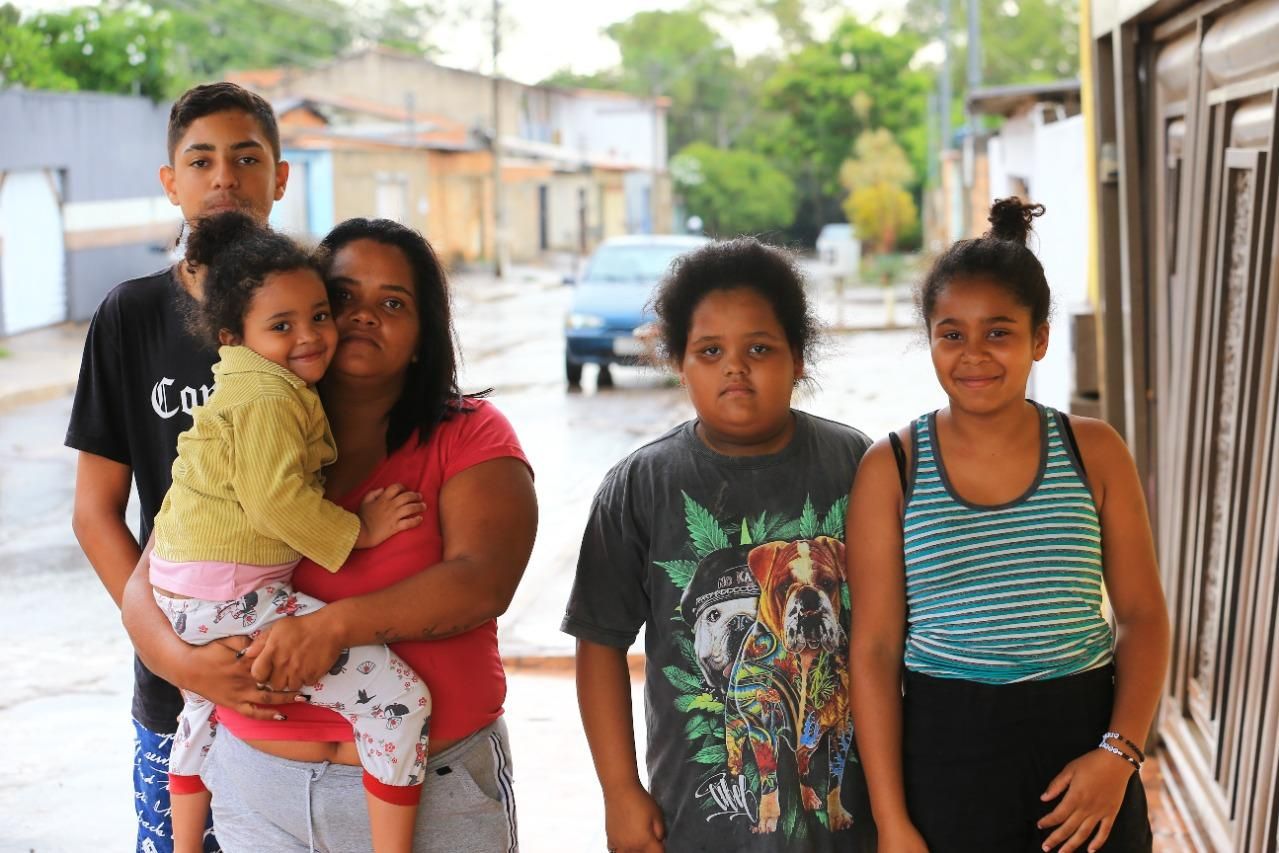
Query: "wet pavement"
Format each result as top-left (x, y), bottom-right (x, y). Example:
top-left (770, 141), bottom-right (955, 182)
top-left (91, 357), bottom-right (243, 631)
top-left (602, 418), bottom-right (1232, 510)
top-left (0, 270), bottom-right (939, 851)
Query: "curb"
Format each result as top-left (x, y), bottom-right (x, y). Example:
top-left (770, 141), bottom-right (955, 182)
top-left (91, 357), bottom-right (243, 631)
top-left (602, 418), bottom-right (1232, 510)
top-left (502, 652), bottom-right (644, 678)
top-left (0, 380), bottom-right (78, 414)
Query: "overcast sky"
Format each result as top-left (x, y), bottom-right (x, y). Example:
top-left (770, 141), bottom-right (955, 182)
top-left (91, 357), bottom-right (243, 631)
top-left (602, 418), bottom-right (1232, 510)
top-left (15, 0), bottom-right (907, 84)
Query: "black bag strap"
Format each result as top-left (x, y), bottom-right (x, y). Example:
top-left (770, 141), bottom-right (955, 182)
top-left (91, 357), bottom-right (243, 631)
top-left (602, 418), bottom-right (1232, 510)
top-left (888, 431), bottom-right (908, 496)
top-left (1059, 413), bottom-right (1088, 479)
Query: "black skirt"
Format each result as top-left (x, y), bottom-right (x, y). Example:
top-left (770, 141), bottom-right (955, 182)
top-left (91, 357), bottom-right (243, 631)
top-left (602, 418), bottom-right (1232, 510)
top-left (901, 664), bottom-right (1153, 853)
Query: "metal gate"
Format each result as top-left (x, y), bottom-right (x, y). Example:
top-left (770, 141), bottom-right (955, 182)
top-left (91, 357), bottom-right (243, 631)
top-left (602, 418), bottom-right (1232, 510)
top-left (1110, 1), bottom-right (1279, 848)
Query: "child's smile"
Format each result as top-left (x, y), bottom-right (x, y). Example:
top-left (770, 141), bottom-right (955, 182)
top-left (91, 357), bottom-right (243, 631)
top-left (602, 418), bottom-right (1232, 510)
top-left (929, 276), bottom-right (1048, 414)
top-left (226, 267), bottom-right (338, 385)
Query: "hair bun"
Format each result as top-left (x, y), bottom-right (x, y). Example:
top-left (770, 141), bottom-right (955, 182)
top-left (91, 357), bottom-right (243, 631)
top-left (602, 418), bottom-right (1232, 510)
top-left (185, 210), bottom-right (264, 269)
top-left (986, 197), bottom-right (1045, 246)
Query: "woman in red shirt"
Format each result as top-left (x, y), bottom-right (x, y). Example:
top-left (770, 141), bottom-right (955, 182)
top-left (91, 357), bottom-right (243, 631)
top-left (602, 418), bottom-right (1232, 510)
top-left (122, 218), bottom-right (538, 852)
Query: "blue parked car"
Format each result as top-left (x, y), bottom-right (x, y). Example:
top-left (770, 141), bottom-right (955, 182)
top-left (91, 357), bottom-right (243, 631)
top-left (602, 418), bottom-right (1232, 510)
top-left (564, 234), bottom-right (709, 387)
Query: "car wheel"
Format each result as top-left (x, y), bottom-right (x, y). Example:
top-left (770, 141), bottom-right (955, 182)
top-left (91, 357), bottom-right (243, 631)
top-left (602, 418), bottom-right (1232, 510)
top-left (566, 355), bottom-right (583, 387)
top-left (597, 364), bottom-right (615, 389)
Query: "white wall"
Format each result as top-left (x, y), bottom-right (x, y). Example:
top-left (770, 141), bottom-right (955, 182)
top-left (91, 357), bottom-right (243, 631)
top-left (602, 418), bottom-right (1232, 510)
top-left (983, 111), bottom-right (1087, 412)
top-left (548, 92), bottom-right (666, 171)
top-left (1027, 114), bottom-right (1088, 413)
top-left (997, 114), bottom-right (1038, 183)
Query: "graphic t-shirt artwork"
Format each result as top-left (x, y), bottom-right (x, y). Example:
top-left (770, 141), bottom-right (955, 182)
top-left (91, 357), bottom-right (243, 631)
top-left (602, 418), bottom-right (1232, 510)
top-left (564, 411), bottom-right (876, 852)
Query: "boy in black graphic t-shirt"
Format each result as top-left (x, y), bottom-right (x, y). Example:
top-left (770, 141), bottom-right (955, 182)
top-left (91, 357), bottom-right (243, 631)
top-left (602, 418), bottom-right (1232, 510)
top-left (563, 239), bottom-right (877, 852)
top-left (65, 81), bottom-right (288, 853)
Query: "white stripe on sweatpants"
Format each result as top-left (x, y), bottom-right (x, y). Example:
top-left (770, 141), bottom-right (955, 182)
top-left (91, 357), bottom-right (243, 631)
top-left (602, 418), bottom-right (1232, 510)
top-left (489, 731), bottom-right (519, 853)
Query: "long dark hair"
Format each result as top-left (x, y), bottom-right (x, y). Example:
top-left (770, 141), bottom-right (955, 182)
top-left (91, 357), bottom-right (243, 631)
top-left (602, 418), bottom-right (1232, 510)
top-left (317, 218), bottom-right (487, 452)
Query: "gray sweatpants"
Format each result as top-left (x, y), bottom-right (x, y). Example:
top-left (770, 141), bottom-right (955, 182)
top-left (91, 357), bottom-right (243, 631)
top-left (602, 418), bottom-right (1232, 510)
top-left (203, 718), bottom-right (518, 853)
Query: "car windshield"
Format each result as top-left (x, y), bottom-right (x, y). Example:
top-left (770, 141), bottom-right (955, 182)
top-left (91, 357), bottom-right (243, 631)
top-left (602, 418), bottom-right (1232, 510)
top-left (584, 244), bottom-right (691, 283)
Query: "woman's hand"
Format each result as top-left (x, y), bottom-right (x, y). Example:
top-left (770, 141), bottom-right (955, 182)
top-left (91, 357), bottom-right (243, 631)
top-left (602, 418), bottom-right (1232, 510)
top-left (120, 535), bottom-right (292, 720)
top-left (603, 781), bottom-right (666, 853)
top-left (1037, 749), bottom-right (1135, 852)
top-left (182, 638), bottom-right (295, 721)
top-left (244, 609), bottom-right (345, 692)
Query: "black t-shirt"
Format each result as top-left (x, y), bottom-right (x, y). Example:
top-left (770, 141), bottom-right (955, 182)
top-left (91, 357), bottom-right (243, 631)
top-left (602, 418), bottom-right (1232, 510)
top-left (65, 267), bottom-right (217, 733)
top-left (563, 411), bottom-right (877, 852)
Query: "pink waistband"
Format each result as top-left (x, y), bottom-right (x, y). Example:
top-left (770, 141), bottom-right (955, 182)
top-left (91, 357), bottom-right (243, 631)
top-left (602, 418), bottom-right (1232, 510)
top-left (150, 556), bottom-right (299, 601)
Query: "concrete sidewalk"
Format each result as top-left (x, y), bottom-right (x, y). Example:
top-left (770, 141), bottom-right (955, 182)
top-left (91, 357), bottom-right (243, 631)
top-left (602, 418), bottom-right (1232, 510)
top-left (0, 321), bottom-right (86, 413)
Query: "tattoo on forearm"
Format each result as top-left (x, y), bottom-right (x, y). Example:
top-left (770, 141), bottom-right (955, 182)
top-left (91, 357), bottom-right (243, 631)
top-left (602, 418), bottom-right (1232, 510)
top-left (374, 624), bottom-right (467, 645)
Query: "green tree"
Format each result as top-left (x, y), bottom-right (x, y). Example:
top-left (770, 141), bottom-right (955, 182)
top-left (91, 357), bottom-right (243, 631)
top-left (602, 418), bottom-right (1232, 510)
top-left (672, 142), bottom-right (796, 237)
top-left (5, 3), bottom-right (176, 98)
top-left (840, 129), bottom-right (918, 255)
top-left (541, 67), bottom-right (622, 91)
top-left (603, 10), bottom-right (738, 153)
top-left (1, 4), bottom-right (78, 91)
top-left (153, 0), bottom-right (355, 80)
top-left (761, 16), bottom-right (930, 241)
top-left (903, 0), bottom-right (1079, 86)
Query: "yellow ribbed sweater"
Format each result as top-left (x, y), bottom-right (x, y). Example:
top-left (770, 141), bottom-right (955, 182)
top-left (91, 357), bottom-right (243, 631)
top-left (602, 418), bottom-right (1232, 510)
top-left (152, 345), bottom-right (359, 573)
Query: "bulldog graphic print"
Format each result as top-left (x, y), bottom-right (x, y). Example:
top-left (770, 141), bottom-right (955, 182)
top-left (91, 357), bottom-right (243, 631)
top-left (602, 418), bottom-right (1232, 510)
top-left (661, 492), bottom-right (857, 840)
top-left (562, 412), bottom-right (875, 851)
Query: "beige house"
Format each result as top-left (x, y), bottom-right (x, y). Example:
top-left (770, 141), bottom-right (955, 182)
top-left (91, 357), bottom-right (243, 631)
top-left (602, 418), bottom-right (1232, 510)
top-left (233, 49), bottom-right (671, 265)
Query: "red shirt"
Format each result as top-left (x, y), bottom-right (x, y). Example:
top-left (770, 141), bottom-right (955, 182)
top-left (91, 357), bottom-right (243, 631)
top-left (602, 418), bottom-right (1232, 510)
top-left (218, 400), bottom-right (529, 742)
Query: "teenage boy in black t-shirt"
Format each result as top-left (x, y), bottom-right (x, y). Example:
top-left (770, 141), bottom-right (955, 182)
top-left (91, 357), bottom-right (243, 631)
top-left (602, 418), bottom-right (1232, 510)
top-left (65, 82), bottom-right (288, 853)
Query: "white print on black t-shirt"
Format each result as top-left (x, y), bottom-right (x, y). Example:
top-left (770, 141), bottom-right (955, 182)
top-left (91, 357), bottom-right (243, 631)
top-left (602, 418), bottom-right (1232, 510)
top-left (696, 771), bottom-right (757, 823)
top-left (151, 377), bottom-right (215, 419)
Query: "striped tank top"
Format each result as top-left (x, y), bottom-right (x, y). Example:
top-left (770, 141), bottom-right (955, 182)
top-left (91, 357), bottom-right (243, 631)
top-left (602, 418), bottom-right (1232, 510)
top-left (902, 402), bottom-right (1114, 683)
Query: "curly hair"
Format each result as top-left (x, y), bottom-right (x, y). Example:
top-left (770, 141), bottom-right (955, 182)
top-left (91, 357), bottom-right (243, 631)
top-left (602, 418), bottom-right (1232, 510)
top-left (316, 218), bottom-right (487, 453)
top-left (917, 197), bottom-right (1051, 329)
top-left (651, 237), bottom-right (820, 365)
top-left (184, 211), bottom-right (319, 347)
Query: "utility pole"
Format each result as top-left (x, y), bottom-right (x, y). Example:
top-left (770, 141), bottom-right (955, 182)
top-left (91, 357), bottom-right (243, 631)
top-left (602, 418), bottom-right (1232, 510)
top-left (927, 91), bottom-right (939, 188)
top-left (490, 0), bottom-right (506, 278)
top-left (647, 62), bottom-right (664, 235)
top-left (963, 0), bottom-right (982, 235)
top-left (940, 0), bottom-right (952, 153)
top-left (966, 0), bottom-right (982, 102)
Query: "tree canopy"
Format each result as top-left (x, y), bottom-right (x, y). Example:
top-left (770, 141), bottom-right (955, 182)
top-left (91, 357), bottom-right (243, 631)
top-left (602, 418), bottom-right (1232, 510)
top-left (841, 129), bottom-right (918, 254)
top-left (903, 0), bottom-right (1080, 86)
top-left (0, 0), bottom-right (447, 99)
top-left (672, 141), bottom-right (796, 237)
top-left (601, 10), bottom-right (738, 153)
top-left (760, 17), bottom-right (930, 241)
top-left (1, 2), bottom-right (173, 98)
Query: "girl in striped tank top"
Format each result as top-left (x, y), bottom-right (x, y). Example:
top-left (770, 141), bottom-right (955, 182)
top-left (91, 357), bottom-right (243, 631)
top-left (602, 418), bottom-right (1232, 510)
top-left (848, 199), bottom-right (1170, 853)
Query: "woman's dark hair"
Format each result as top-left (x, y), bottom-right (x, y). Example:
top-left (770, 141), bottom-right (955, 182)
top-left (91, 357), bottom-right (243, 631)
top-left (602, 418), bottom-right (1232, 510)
top-left (652, 236), bottom-right (820, 365)
top-left (918, 197), bottom-right (1050, 329)
top-left (184, 211), bottom-right (318, 346)
top-left (317, 218), bottom-right (485, 453)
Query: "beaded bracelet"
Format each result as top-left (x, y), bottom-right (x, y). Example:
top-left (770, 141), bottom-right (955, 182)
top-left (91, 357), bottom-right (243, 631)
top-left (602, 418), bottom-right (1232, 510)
top-left (1102, 731), bottom-right (1147, 764)
top-left (1097, 740), bottom-right (1142, 772)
